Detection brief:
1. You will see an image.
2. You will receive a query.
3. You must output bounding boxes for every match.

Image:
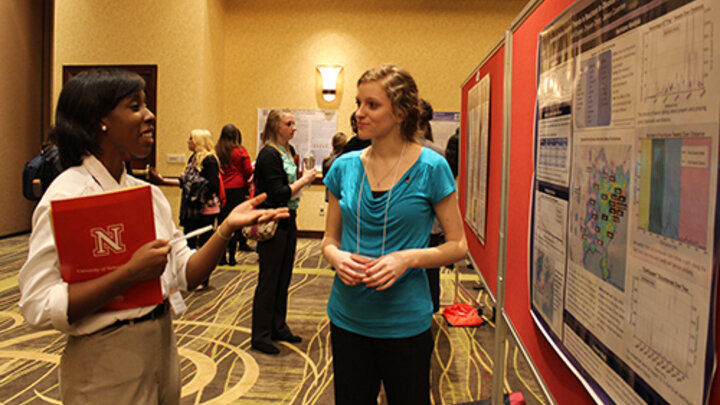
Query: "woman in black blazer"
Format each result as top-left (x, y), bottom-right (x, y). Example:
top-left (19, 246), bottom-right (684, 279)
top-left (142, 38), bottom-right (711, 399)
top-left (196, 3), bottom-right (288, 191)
top-left (251, 109), bottom-right (316, 354)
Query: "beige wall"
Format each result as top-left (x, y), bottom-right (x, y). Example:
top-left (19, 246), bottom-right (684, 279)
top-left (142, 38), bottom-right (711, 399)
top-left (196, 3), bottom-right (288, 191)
top-left (223, 0), bottom-right (523, 150)
top-left (52, 0), bottom-right (526, 231)
top-left (53, 0), bottom-right (226, 175)
top-left (0, 1), bottom-right (44, 236)
top-left (54, 0), bottom-right (228, 224)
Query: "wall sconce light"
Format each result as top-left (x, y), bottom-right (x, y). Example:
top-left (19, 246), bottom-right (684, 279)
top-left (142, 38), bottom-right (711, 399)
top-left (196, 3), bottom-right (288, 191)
top-left (317, 65), bottom-right (343, 102)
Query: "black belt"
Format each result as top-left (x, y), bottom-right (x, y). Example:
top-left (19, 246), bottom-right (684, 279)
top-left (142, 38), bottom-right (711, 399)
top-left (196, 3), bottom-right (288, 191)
top-left (103, 300), bottom-right (169, 332)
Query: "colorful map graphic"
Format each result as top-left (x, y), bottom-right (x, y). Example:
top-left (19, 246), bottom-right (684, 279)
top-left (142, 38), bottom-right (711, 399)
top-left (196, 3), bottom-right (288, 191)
top-left (569, 146), bottom-right (631, 291)
top-left (638, 137), bottom-right (711, 249)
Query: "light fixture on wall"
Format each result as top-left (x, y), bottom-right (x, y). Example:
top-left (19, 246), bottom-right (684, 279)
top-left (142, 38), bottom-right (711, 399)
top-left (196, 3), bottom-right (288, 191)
top-left (317, 65), bottom-right (343, 102)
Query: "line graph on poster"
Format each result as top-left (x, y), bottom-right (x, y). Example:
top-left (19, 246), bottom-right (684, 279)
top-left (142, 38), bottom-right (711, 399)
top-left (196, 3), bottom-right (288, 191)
top-left (628, 271), bottom-right (699, 382)
top-left (640, 5), bottom-right (712, 104)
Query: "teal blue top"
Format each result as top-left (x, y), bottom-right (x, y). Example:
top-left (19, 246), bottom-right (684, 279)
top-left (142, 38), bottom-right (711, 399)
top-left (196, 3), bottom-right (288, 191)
top-left (324, 147), bottom-right (456, 338)
top-left (278, 146), bottom-right (299, 210)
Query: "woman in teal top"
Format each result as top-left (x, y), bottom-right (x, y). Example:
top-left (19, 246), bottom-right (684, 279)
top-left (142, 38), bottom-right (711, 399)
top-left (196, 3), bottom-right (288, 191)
top-left (322, 65), bottom-right (467, 404)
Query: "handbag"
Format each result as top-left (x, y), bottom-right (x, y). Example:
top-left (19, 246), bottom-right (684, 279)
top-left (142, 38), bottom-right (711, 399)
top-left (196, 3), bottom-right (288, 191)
top-left (442, 302), bottom-right (484, 327)
top-left (241, 220), bottom-right (278, 241)
top-left (179, 164), bottom-right (208, 226)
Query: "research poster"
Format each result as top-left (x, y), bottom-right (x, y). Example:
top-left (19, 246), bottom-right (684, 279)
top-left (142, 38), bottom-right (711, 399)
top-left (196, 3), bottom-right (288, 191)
top-left (465, 74), bottom-right (491, 244)
top-left (429, 111), bottom-right (460, 153)
top-left (257, 109), bottom-right (338, 171)
top-left (530, 0), bottom-right (720, 404)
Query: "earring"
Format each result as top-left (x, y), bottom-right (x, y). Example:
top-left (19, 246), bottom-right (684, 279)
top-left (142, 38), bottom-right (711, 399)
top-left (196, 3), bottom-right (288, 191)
top-left (100, 124), bottom-right (108, 132)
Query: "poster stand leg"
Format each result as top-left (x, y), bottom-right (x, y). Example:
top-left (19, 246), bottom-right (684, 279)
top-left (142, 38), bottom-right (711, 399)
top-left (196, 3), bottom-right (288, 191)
top-left (491, 29), bottom-right (513, 405)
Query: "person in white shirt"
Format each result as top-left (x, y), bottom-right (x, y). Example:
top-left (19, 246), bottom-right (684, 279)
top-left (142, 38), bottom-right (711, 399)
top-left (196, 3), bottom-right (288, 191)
top-left (19, 68), bottom-right (288, 405)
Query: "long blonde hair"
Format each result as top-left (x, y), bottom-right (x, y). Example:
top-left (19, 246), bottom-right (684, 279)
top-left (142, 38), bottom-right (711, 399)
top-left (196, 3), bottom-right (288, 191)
top-left (260, 109), bottom-right (292, 152)
top-left (190, 129), bottom-right (216, 170)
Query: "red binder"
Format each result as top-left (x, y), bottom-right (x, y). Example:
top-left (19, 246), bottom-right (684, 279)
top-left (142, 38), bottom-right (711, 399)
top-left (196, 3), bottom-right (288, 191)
top-left (50, 185), bottom-right (162, 311)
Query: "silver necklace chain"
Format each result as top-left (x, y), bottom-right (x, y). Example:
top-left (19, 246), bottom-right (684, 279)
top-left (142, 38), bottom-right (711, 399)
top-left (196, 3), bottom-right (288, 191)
top-left (356, 142), bottom-right (407, 256)
top-left (368, 148), bottom-right (404, 186)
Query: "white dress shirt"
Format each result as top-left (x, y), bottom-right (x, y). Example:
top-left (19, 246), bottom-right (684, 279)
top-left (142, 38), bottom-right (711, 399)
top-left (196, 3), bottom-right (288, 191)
top-left (19, 155), bottom-right (194, 336)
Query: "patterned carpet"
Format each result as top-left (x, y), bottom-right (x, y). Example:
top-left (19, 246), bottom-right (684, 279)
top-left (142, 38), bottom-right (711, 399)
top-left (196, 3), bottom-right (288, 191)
top-left (0, 235), bottom-right (550, 404)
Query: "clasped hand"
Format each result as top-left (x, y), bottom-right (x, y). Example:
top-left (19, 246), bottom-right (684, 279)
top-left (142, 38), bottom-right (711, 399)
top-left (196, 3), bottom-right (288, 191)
top-left (334, 251), bottom-right (409, 291)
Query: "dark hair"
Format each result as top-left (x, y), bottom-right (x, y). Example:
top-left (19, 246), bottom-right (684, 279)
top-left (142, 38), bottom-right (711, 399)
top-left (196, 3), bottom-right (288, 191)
top-left (350, 111), bottom-right (358, 135)
top-left (215, 124), bottom-right (241, 167)
top-left (357, 64), bottom-right (420, 141)
top-left (51, 69), bottom-right (145, 168)
top-left (419, 99), bottom-right (434, 141)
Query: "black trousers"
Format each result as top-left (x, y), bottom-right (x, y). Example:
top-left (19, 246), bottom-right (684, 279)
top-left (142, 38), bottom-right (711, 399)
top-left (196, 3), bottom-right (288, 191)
top-left (184, 214), bottom-right (215, 249)
top-left (218, 187), bottom-right (249, 261)
top-left (330, 323), bottom-right (433, 405)
top-left (251, 212), bottom-right (297, 345)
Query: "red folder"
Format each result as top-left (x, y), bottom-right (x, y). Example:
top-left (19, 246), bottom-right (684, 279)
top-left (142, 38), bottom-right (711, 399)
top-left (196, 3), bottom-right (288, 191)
top-left (50, 185), bottom-right (162, 311)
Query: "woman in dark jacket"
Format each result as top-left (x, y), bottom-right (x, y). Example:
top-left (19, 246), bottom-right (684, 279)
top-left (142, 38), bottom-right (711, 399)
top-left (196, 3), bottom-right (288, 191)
top-left (251, 109), bottom-right (316, 354)
top-left (180, 129), bottom-right (221, 290)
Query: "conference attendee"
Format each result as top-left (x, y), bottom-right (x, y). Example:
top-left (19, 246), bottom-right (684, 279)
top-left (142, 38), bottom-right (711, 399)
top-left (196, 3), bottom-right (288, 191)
top-left (444, 127), bottom-right (463, 272)
top-left (179, 129), bottom-right (221, 290)
top-left (322, 64), bottom-right (467, 404)
top-left (322, 131), bottom-right (348, 176)
top-left (18, 68), bottom-right (288, 405)
top-left (417, 98), bottom-right (445, 313)
top-left (251, 109), bottom-right (316, 354)
top-left (445, 127), bottom-right (459, 179)
top-left (322, 131), bottom-right (348, 202)
top-left (215, 123), bottom-right (254, 264)
top-left (340, 111), bottom-right (371, 155)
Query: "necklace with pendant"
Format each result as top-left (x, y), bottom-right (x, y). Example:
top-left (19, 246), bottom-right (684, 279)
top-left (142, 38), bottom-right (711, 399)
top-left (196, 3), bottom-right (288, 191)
top-left (369, 143), bottom-right (406, 187)
top-left (356, 141), bottom-right (407, 255)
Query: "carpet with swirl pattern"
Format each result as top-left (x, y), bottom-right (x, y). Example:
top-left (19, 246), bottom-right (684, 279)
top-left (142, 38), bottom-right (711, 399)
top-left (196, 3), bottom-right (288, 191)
top-left (0, 235), bottom-right (549, 404)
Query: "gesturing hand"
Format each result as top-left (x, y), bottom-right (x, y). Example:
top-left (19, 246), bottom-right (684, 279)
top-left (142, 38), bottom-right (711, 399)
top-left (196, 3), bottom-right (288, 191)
top-left (361, 251), bottom-right (410, 291)
top-left (225, 193), bottom-right (290, 230)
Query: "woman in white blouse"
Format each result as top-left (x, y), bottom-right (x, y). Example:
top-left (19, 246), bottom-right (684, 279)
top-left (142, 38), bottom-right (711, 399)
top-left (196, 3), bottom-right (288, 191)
top-left (18, 68), bottom-right (287, 405)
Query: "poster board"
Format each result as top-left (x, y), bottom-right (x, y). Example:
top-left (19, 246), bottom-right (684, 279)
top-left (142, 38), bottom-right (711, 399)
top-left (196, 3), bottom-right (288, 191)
top-left (464, 75), bottom-right (491, 244)
top-left (529, 0), bottom-right (720, 403)
top-left (463, 0), bottom-right (720, 403)
top-left (257, 108), bottom-right (338, 171)
top-left (460, 45), bottom-right (506, 296)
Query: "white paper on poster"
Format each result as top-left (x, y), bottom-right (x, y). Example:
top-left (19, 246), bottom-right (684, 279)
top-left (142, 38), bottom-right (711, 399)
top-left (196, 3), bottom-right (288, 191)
top-left (464, 74), bottom-right (490, 244)
top-left (532, 189), bottom-right (568, 336)
top-left (429, 111), bottom-right (460, 153)
top-left (537, 59), bottom-right (573, 187)
top-left (465, 83), bottom-right (481, 239)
